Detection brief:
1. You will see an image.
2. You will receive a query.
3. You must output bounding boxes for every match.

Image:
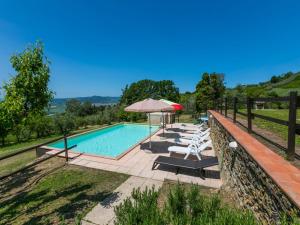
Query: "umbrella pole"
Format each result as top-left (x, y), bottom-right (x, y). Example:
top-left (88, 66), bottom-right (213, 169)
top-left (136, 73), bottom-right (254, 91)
top-left (162, 112), bottom-right (165, 136)
top-left (149, 113), bottom-right (151, 149)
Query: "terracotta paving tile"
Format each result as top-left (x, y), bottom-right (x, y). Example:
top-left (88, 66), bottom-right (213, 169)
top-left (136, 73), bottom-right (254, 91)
top-left (209, 110), bottom-right (300, 208)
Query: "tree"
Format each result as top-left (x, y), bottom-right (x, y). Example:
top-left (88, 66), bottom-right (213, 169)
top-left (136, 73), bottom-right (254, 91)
top-left (0, 102), bottom-right (12, 145)
top-left (66, 99), bottom-right (95, 117)
top-left (54, 114), bottom-right (76, 135)
top-left (80, 101), bottom-right (95, 116)
top-left (270, 76), bottom-right (280, 83)
top-left (65, 99), bottom-right (81, 116)
top-left (179, 92), bottom-right (196, 114)
top-left (195, 73), bottom-right (225, 112)
top-left (3, 41), bottom-right (53, 124)
top-left (28, 114), bottom-right (54, 138)
top-left (119, 79), bottom-right (180, 105)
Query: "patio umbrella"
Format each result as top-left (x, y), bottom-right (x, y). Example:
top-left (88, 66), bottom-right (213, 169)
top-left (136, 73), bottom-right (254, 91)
top-left (160, 99), bottom-right (184, 128)
top-left (125, 98), bottom-right (174, 148)
top-left (160, 99), bottom-right (184, 111)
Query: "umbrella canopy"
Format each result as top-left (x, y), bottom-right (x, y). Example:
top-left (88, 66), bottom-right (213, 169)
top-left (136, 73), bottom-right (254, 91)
top-left (160, 99), bottom-right (184, 111)
top-left (125, 98), bottom-right (174, 149)
top-left (125, 98), bottom-right (174, 112)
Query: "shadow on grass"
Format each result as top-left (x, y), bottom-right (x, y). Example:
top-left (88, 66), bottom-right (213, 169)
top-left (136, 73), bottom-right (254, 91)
top-left (0, 167), bottom-right (40, 196)
top-left (0, 182), bottom-right (111, 225)
top-left (0, 160), bottom-right (65, 200)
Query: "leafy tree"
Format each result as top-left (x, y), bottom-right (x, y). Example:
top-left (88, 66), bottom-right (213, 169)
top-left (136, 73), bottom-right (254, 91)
top-left (28, 114), bottom-right (54, 138)
top-left (179, 92), bottom-right (196, 114)
top-left (65, 99), bottom-right (81, 116)
top-left (195, 73), bottom-right (225, 112)
top-left (54, 114), bottom-right (76, 135)
top-left (66, 99), bottom-right (95, 117)
top-left (12, 123), bottom-right (32, 142)
top-left (270, 76), bottom-right (280, 83)
top-left (2, 41), bottom-right (53, 124)
top-left (120, 79), bottom-right (180, 105)
top-left (80, 101), bottom-right (95, 116)
top-left (0, 102), bottom-right (12, 145)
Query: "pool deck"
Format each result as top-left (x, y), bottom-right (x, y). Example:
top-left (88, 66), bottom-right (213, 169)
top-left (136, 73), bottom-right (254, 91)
top-left (68, 123), bottom-right (222, 188)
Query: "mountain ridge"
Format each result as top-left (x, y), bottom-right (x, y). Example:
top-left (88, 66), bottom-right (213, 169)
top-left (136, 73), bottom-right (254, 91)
top-left (52, 95), bottom-right (120, 105)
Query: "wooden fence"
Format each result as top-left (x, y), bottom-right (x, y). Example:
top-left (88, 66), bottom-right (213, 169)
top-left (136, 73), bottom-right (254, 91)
top-left (0, 135), bottom-right (76, 180)
top-left (214, 91), bottom-right (300, 160)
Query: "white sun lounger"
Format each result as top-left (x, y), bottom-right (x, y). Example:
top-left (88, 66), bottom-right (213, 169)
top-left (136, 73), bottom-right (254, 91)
top-left (181, 128), bottom-right (211, 139)
top-left (180, 123), bottom-right (205, 131)
top-left (174, 132), bottom-right (210, 145)
top-left (168, 140), bottom-right (212, 160)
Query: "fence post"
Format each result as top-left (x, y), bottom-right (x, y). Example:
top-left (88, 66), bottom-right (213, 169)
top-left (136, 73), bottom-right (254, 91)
top-left (220, 99), bottom-right (223, 115)
top-left (225, 97), bottom-right (228, 117)
top-left (233, 97), bottom-right (237, 123)
top-left (247, 97), bottom-right (252, 133)
top-left (287, 91), bottom-right (297, 160)
top-left (64, 135), bottom-right (69, 162)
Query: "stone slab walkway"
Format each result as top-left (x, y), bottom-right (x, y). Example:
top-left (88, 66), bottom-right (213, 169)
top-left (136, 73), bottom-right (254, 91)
top-left (81, 176), bottom-right (163, 225)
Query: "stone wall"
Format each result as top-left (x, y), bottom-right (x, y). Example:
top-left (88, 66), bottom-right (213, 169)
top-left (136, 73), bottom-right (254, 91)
top-left (209, 112), bottom-right (300, 224)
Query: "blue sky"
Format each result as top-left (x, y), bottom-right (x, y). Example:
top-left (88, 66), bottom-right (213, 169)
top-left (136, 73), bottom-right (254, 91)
top-left (1, 0), bottom-right (300, 97)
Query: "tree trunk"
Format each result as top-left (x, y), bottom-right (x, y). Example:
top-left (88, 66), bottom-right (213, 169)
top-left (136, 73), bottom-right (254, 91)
top-left (1, 136), bottom-right (4, 146)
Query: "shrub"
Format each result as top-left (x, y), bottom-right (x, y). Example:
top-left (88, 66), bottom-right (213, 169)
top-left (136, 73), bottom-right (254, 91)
top-left (114, 183), bottom-right (258, 225)
top-left (114, 187), bottom-right (165, 225)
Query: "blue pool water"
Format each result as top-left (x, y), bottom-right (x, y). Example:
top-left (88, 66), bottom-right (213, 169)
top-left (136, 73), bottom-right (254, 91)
top-left (48, 124), bottom-right (159, 158)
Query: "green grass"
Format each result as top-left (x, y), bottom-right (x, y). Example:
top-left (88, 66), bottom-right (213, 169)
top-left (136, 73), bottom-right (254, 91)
top-left (0, 165), bottom-right (129, 225)
top-left (237, 109), bottom-right (300, 146)
top-left (276, 75), bottom-right (300, 89)
top-left (0, 150), bottom-right (36, 177)
top-left (0, 135), bottom-right (63, 157)
top-left (271, 87), bottom-right (300, 96)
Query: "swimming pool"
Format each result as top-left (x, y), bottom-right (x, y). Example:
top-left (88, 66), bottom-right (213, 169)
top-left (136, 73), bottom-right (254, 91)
top-left (48, 124), bottom-right (160, 158)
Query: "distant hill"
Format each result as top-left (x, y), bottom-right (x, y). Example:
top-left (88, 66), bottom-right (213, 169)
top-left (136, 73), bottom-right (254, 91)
top-left (49, 96), bottom-right (120, 114)
top-left (227, 71), bottom-right (300, 97)
top-left (52, 96), bottom-right (120, 105)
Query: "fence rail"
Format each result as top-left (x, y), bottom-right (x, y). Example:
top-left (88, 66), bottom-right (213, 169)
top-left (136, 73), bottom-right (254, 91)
top-left (0, 135), bottom-right (76, 180)
top-left (0, 136), bottom-right (64, 161)
top-left (215, 91), bottom-right (300, 160)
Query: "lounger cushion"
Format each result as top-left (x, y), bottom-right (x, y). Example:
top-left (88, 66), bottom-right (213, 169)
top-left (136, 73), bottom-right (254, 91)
top-left (153, 156), bottom-right (218, 170)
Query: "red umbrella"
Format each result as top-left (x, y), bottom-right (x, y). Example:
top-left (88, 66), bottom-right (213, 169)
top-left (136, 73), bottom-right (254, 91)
top-left (160, 99), bottom-right (184, 128)
top-left (160, 99), bottom-right (184, 111)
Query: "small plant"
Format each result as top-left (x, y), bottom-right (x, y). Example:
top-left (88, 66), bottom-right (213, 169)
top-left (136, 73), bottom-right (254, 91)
top-left (280, 211), bottom-right (300, 225)
top-left (114, 183), bottom-right (258, 225)
top-left (114, 186), bottom-right (165, 225)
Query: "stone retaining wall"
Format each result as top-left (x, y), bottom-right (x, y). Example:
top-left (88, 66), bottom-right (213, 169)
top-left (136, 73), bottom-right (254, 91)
top-left (209, 111), bottom-right (300, 224)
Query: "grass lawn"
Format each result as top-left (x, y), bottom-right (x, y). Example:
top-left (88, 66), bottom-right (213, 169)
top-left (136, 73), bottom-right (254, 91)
top-left (0, 159), bottom-right (129, 225)
top-left (0, 150), bottom-right (36, 177)
top-left (236, 109), bottom-right (300, 146)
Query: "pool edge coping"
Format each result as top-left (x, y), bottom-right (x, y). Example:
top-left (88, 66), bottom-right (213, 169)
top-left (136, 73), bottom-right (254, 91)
top-left (41, 123), bottom-right (162, 160)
